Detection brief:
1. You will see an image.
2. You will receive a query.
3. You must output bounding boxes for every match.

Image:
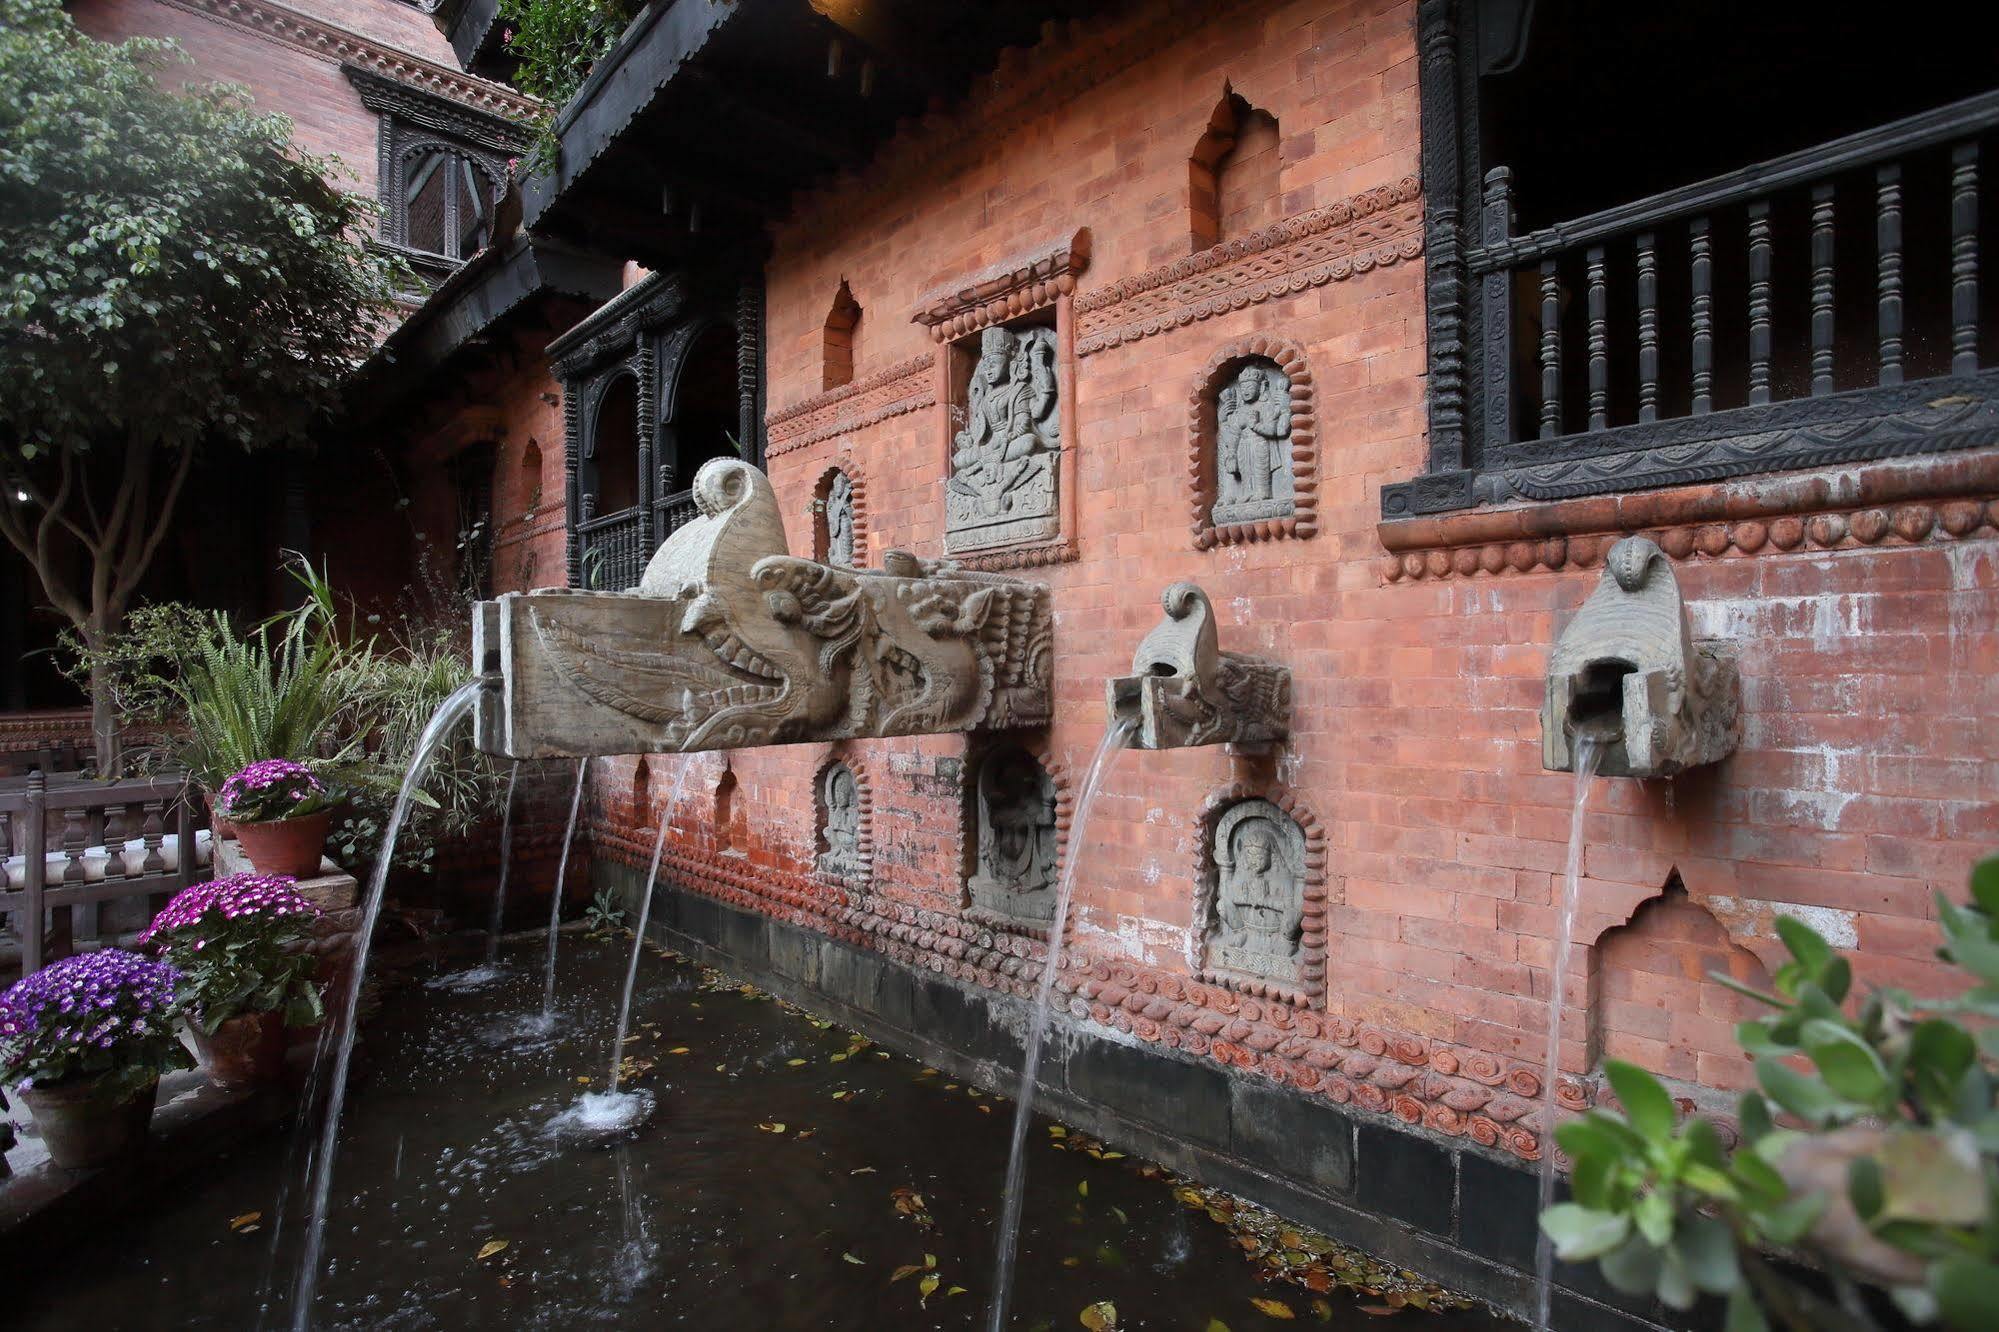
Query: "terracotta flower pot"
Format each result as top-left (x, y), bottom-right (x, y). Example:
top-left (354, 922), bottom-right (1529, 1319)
top-left (18, 1074), bottom-right (159, 1170)
top-left (232, 810), bottom-right (333, 878)
top-left (188, 1010), bottom-right (288, 1091)
top-left (202, 788), bottom-right (238, 841)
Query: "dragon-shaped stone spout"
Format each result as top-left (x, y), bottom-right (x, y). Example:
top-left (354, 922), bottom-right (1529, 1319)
top-left (1543, 535), bottom-right (1740, 778)
top-left (473, 459), bottom-right (1052, 758)
top-left (1106, 582), bottom-right (1290, 751)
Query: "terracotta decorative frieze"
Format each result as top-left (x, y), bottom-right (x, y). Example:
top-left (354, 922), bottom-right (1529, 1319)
top-left (1187, 336), bottom-right (1320, 547)
top-left (766, 355), bottom-right (935, 457)
top-left (0, 710), bottom-right (92, 754)
top-left (1191, 785), bottom-right (1329, 1007)
top-left (595, 824), bottom-right (1590, 1164)
top-left (1376, 451), bottom-right (1999, 582)
top-left (912, 230), bottom-right (1092, 343)
top-left (1076, 179), bottom-right (1424, 356)
top-left (157, 0), bottom-right (540, 121)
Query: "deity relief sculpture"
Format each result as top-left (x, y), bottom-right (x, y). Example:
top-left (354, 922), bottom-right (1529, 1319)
top-left (1204, 800), bottom-right (1307, 985)
top-left (946, 324), bottom-right (1061, 553)
top-left (966, 747), bottom-right (1059, 926)
top-left (1107, 583), bottom-right (1290, 750)
top-left (472, 457), bottom-right (1053, 758)
top-left (816, 761), bottom-right (864, 881)
top-left (825, 470), bottom-right (856, 566)
top-left (1211, 360), bottom-right (1293, 525)
top-left (1543, 535), bottom-right (1741, 778)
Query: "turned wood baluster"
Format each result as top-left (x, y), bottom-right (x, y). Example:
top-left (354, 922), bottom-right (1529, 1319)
top-left (1480, 168), bottom-right (1515, 447)
top-left (1586, 245), bottom-right (1608, 430)
top-left (1538, 260), bottom-right (1562, 438)
top-left (1952, 141), bottom-right (1980, 376)
top-left (142, 799), bottom-right (167, 875)
top-left (1748, 201), bottom-right (1773, 405)
top-left (74, 805), bottom-right (101, 947)
top-left (1636, 232), bottom-right (1659, 423)
top-left (1690, 216), bottom-right (1713, 415)
top-left (22, 773), bottom-right (46, 975)
top-left (1811, 183), bottom-right (1836, 396)
top-left (1878, 163), bottom-right (1904, 386)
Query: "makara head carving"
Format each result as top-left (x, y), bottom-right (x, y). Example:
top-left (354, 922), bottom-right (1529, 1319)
top-left (1106, 582), bottom-right (1290, 750)
top-left (473, 457), bottom-right (1053, 758)
top-left (1543, 536), bottom-right (1741, 778)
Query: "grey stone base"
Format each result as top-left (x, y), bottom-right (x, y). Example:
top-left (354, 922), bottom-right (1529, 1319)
top-left (602, 860), bottom-right (1713, 1331)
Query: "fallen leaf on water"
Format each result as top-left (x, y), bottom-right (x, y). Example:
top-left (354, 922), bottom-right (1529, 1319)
top-left (1207, 1320), bottom-right (1234, 1332)
top-left (918, 1272), bottom-right (941, 1306)
top-left (757, 1122), bottom-right (787, 1134)
top-left (850, 1167), bottom-right (876, 1176)
top-left (1250, 1297), bottom-right (1296, 1319)
top-left (1049, 1125), bottom-right (1068, 1138)
top-left (1309, 1298), bottom-right (1332, 1322)
top-left (1110, 1206), bottom-right (1128, 1225)
top-left (890, 1265), bottom-right (922, 1283)
top-left (1358, 1308), bottom-right (1398, 1318)
top-left (668, 1047), bottom-right (690, 1055)
top-left (1079, 1300), bottom-right (1118, 1331)
top-left (978, 1104), bottom-right (992, 1114)
top-left (796, 1129), bottom-right (817, 1140)
top-left (1061, 1257), bottom-right (1083, 1269)
top-left (476, 1240), bottom-right (508, 1261)
top-left (832, 1090), bottom-right (851, 1100)
top-left (841, 1253), bottom-right (865, 1265)
top-left (576, 1076), bottom-right (592, 1085)
top-left (228, 1212), bottom-right (262, 1232)
top-left (1078, 1180), bottom-right (1089, 1197)
top-left (830, 1053), bottom-right (848, 1062)
top-left (948, 1286), bottom-right (968, 1297)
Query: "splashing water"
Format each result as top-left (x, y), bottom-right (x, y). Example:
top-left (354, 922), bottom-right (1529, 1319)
top-left (485, 760), bottom-right (521, 964)
top-left (291, 678), bottom-right (486, 1330)
top-left (543, 757), bottom-right (592, 1021)
top-left (986, 717), bottom-right (1133, 1332)
top-left (1533, 730), bottom-right (1606, 1331)
top-left (610, 755), bottom-right (694, 1094)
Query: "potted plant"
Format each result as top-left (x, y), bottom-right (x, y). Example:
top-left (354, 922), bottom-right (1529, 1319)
top-left (140, 873), bottom-right (324, 1090)
top-left (217, 759), bottom-right (338, 877)
top-left (0, 950), bottom-right (189, 1169)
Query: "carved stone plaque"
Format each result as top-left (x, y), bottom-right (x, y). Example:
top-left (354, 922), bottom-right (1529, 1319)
top-left (1211, 360), bottom-right (1293, 526)
top-left (1204, 799), bottom-right (1306, 984)
top-left (946, 325), bottom-right (1061, 553)
top-left (817, 761), bottom-right (863, 881)
top-left (966, 747), bottom-right (1058, 925)
top-left (825, 470), bottom-right (855, 566)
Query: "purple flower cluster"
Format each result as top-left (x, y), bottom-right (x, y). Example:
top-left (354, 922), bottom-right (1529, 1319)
top-left (0, 950), bottom-right (181, 1081)
top-left (218, 758), bottom-right (326, 823)
top-left (140, 873), bottom-right (320, 947)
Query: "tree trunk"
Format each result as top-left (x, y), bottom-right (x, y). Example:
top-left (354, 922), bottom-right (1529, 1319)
top-left (85, 617), bottom-right (121, 779)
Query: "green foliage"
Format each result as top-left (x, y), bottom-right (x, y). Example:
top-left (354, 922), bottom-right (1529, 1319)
top-left (495, 0), bottom-right (638, 108)
top-left (584, 887), bottom-right (625, 936)
top-left (1541, 859), bottom-right (1999, 1331)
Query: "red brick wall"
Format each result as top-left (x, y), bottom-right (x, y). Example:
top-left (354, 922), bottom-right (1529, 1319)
top-left (560, 0), bottom-right (1998, 1158)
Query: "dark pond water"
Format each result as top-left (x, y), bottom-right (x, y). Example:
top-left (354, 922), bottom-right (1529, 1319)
top-left (8, 936), bottom-right (1506, 1331)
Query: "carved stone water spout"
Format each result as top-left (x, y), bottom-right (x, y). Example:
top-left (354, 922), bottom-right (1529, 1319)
top-left (1106, 583), bottom-right (1291, 750)
top-left (1542, 535), bottom-right (1740, 778)
top-left (473, 458), bottom-right (1053, 757)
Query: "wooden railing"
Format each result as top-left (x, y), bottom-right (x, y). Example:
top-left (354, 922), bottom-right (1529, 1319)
top-left (0, 771), bottom-right (200, 976)
top-left (654, 485), bottom-right (698, 541)
top-left (576, 504), bottom-right (648, 590)
top-left (1472, 90), bottom-right (1995, 447)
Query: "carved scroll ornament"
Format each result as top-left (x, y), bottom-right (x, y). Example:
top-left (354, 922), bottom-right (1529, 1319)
top-left (1107, 583), bottom-right (1290, 750)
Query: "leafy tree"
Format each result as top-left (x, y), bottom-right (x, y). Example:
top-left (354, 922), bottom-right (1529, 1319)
top-left (1541, 860), bottom-right (1999, 1331)
top-left (0, 0), bottom-right (404, 769)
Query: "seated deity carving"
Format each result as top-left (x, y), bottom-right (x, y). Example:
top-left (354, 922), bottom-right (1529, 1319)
top-left (1212, 360), bottom-right (1294, 525)
top-left (817, 762), bottom-right (863, 880)
top-left (947, 325), bottom-right (1061, 553)
top-left (966, 748), bottom-right (1059, 925)
top-left (1205, 800), bottom-right (1306, 984)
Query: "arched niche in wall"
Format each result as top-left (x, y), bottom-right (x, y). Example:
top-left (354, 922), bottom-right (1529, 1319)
top-left (962, 741), bottom-right (1071, 935)
top-left (823, 280), bottom-right (862, 391)
top-left (1188, 336), bottom-right (1318, 547)
top-left (583, 373), bottom-right (641, 520)
top-left (712, 767), bottom-right (744, 857)
top-left (1189, 89), bottom-right (1281, 254)
top-left (812, 751), bottom-right (872, 887)
top-left (1191, 784), bottom-right (1329, 1006)
top-left (812, 463), bottom-right (867, 566)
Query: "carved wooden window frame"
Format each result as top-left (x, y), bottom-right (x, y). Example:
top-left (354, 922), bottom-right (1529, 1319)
top-left (958, 736), bottom-right (1074, 939)
top-left (1191, 784), bottom-right (1330, 1007)
top-left (811, 749), bottom-right (873, 891)
top-left (913, 229), bottom-right (1090, 572)
top-left (809, 462), bottom-right (869, 566)
top-left (1188, 335), bottom-right (1320, 548)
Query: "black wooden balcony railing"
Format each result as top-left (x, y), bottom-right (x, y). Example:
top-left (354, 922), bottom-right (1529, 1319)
top-left (575, 487), bottom-right (701, 591)
top-left (1387, 89), bottom-right (1999, 516)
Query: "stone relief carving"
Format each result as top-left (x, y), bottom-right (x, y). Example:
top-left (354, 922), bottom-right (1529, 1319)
top-left (1543, 535), bottom-right (1741, 779)
top-left (1212, 360), bottom-right (1294, 525)
top-left (966, 747), bottom-right (1059, 926)
top-left (825, 470), bottom-right (856, 566)
top-left (1107, 583), bottom-right (1290, 750)
top-left (1205, 800), bottom-right (1307, 985)
top-left (817, 761), bottom-right (864, 881)
top-left (472, 457), bottom-right (1053, 758)
top-left (947, 325), bottom-right (1061, 554)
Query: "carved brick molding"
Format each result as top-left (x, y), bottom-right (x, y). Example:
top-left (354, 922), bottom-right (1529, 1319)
top-left (344, 65), bottom-right (531, 156)
top-left (1076, 179), bottom-right (1424, 357)
top-left (912, 230), bottom-right (1092, 342)
top-left (1191, 785), bottom-right (1330, 1007)
top-left (1377, 450), bottom-right (1999, 582)
top-left (1188, 336), bottom-right (1320, 547)
top-left (157, 0), bottom-right (539, 121)
top-left (766, 354), bottom-right (934, 457)
top-left (809, 463), bottom-right (868, 566)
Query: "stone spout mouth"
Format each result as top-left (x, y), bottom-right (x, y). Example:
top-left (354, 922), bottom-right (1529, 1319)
top-left (1542, 537), bottom-right (1740, 779)
top-left (1106, 582), bottom-right (1290, 752)
top-left (470, 458), bottom-right (1054, 760)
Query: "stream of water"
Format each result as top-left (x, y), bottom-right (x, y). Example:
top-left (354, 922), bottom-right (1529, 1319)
top-left (985, 717), bottom-right (1134, 1332)
top-left (542, 758), bottom-right (591, 1021)
top-left (1532, 730), bottom-right (1606, 1331)
top-left (483, 759), bottom-right (521, 966)
top-left (290, 678), bottom-right (487, 1330)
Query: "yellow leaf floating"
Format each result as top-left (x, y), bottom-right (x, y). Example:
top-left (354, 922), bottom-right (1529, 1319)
top-left (787, 1058), bottom-right (808, 1067)
top-left (757, 1122), bottom-right (787, 1134)
top-left (228, 1212), bottom-right (262, 1232)
top-left (889, 1265), bottom-right (922, 1283)
top-left (668, 1047), bottom-right (690, 1055)
top-left (1250, 1297), bottom-right (1296, 1319)
top-left (1207, 1321), bottom-right (1234, 1332)
top-left (1079, 1300), bottom-right (1118, 1331)
top-left (476, 1240), bottom-right (508, 1261)
top-left (841, 1253), bottom-right (865, 1265)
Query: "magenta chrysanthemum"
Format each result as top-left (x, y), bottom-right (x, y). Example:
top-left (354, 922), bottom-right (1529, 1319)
top-left (0, 950), bottom-right (187, 1087)
top-left (140, 872), bottom-right (320, 945)
top-left (217, 759), bottom-right (328, 823)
